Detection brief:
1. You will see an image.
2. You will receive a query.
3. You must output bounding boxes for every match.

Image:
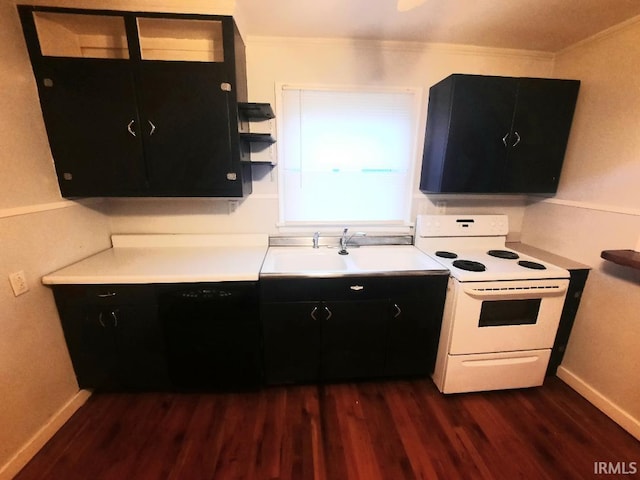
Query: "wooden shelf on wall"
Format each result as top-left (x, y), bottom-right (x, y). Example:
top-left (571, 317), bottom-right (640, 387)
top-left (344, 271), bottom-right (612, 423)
top-left (600, 249), bottom-right (640, 270)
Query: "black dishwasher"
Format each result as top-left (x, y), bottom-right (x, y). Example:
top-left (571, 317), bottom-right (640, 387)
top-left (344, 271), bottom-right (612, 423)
top-left (158, 282), bottom-right (261, 391)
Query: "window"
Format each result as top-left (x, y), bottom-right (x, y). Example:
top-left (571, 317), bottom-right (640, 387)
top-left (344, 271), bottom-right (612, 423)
top-left (277, 85), bottom-right (421, 226)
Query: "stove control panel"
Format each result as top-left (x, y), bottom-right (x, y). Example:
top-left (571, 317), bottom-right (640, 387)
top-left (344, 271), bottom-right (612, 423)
top-left (417, 215), bottom-right (508, 237)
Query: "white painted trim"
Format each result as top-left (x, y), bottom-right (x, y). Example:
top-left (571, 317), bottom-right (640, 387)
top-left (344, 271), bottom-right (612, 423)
top-left (557, 366), bottom-right (640, 441)
top-left (0, 199), bottom-right (103, 220)
top-left (0, 390), bottom-right (92, 480)
top-left (540, 198), bottom-right (640, 217)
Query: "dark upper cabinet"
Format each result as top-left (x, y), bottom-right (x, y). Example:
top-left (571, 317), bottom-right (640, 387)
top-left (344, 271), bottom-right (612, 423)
top-left (33, 59), bottom-right (147, 196)
top-left (17, 6), bottom-right (251, 198)
top-left (419, 74), bottom-right (580, 194)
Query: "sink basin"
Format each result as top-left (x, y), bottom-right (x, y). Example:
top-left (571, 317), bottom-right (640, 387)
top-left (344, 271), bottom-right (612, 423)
top-left (272, 250), bottom-right (348, 272)
top-left (349, 247), bottom-right (436, 271)
top-left (260, 245), bottom-right (448, 277)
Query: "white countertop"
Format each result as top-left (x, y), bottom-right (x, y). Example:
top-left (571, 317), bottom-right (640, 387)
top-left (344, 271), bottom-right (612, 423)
top-left (42, 234), bottom-right (269, 285)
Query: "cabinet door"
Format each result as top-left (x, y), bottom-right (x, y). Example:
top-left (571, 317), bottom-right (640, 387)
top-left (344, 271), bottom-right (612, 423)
top-left (427, 75), bottom-right (517, 193)
top-left (261, 302), bottom-right (322, 385)
top-left (59, 303), bottom-right (120, 389)
top-left (506, 78), bottom-right (580, 193)
top-left (321, 300), bottom-right (388, 381)
top-left (385, 276), bottom-right (448, 377)
top-left (54, 285), bottom-right (169, 391)
top-left (36, 60), bottom-right (147, 196)
top-left (137, 63), bottom-right (242, 196)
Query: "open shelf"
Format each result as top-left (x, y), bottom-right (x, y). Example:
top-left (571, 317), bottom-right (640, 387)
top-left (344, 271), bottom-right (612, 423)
top-left (600, 249), bottom-right (640, 270)
top-left (33, 11), bottom-right (129, 59)
top-left (240, 132), bottom-right (276, 144)
top-left (137, 17), bottom-right (224, 62)
top-left (238, 102), bottom-right (275, 120)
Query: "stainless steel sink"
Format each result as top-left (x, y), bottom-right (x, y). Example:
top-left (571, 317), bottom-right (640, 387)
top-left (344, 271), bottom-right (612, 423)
top-left (272, 250), bottom-right (349, 273)
top-left (260, 245), bottom-right (447, 277)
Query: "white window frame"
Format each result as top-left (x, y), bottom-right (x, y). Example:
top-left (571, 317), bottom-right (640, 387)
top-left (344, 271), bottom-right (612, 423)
top-left (274, 83), bottom-right (423, 231)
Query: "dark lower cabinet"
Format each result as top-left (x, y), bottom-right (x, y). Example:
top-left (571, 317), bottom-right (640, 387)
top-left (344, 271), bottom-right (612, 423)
top-left (53, 275), bottom-right (448, 390)
top-left (321, 299), bottom-right (388, 381)
top-left (52, 282), bottom-right (261, 392)
top-left (260, 274), bottom-right (448, 385)
top-left (547, 268), bottom-right (589, 375)
top-left (53, 285), bottom-right (170, 391)
top-left (260, 302), bottom-right (322, 384)
top-left (385, 278), bottom-right (448, 377)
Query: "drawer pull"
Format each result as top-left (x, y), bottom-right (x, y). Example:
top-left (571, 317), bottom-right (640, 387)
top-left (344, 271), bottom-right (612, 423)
top-left (97, 292), bottom-right (117, 298)
top-left (350, 285), bottom-right (364, 291)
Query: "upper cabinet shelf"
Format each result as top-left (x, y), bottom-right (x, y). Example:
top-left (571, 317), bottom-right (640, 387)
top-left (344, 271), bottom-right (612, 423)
top-left (238, 102), bottom-right (275, 121)
top-left (32, 11), bottom-right (129, 59)
top-left (137, 17), bottom-right (224, 62)
top-left (238, 102), bottom-right (277, 163)
top-left (30, 9), bottom-right (225, 63)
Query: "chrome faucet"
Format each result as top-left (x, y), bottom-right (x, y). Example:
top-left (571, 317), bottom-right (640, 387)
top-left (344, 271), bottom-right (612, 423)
top-left (339, 228), bottom-right (349, 254)
top-left (338, 228), bottom-right (365, 255)
top-left (313, 231), bottom-right (320, 249)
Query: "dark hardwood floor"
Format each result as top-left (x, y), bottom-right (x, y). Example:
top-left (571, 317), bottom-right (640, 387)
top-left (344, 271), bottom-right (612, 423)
top-left (15, 377), bottom-right (640, 479)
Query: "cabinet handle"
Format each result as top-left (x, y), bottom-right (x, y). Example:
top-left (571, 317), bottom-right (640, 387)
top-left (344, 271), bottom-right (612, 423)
top-left (97, 292), bottom-right (117, 298)
top-left (502, 132), bottom-right (509, 147)
top-left (127, 120), bottom-right (136, 137)
top-left (148, 120), bottom-right (156, 136)
top-left (393, 303), bottom-right (402, 319)
top-left (512, 131), bottom-right (521, 147)
top-left (310, 306), bottom-right (318, 321)
top-left (350, 285), bottom-right (364, 291)
top-left (110, 310), bottom-right (118, 327)
top-left (324, 306), bottom-right (332, 320)
top-left (97, 310), bottom-right (118, 327)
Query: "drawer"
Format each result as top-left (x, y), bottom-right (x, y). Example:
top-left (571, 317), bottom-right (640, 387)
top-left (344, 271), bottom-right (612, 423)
top-left (52, 284), bottom-right (157, 307)
top-left (437, 349), bottom-right (551, 394)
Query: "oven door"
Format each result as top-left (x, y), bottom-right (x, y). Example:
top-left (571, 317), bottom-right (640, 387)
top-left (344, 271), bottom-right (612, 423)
top-left (448, 279), bottom-right (569, 355)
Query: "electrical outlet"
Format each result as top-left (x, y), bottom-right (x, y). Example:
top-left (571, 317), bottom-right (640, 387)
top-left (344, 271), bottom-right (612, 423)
top-left (228, 199), bottom-right (239, 214)
top-left (9, 270), bottom-right (29, 296)
top-left (435, 201), bottom-right (447, 214)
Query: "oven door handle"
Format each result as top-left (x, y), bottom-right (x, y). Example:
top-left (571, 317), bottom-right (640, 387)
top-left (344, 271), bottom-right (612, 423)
top-left (463, 284), bottom-right (568, 299)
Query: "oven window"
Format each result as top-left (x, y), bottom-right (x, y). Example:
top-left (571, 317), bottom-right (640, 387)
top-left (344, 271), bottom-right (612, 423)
top-left (479, 299), bottom-right (541, 327)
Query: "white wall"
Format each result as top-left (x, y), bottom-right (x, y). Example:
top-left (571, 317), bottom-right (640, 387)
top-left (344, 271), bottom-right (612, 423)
top-left (108, 38), bottom-right (555, 237)
top-left (522, 18), bottom-right (640, 439)
top-left (0, 2), bottom-right (112, 477)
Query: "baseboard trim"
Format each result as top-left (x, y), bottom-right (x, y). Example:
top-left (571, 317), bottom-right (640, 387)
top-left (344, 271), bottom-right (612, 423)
top-left (557, 366), bottom-right (640, 441)
top-left (0, 390), bottom-right (92, 480)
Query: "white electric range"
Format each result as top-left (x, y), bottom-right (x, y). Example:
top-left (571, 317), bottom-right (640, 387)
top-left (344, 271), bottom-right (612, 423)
top-left (414, 214), bottom-right (570, 394)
